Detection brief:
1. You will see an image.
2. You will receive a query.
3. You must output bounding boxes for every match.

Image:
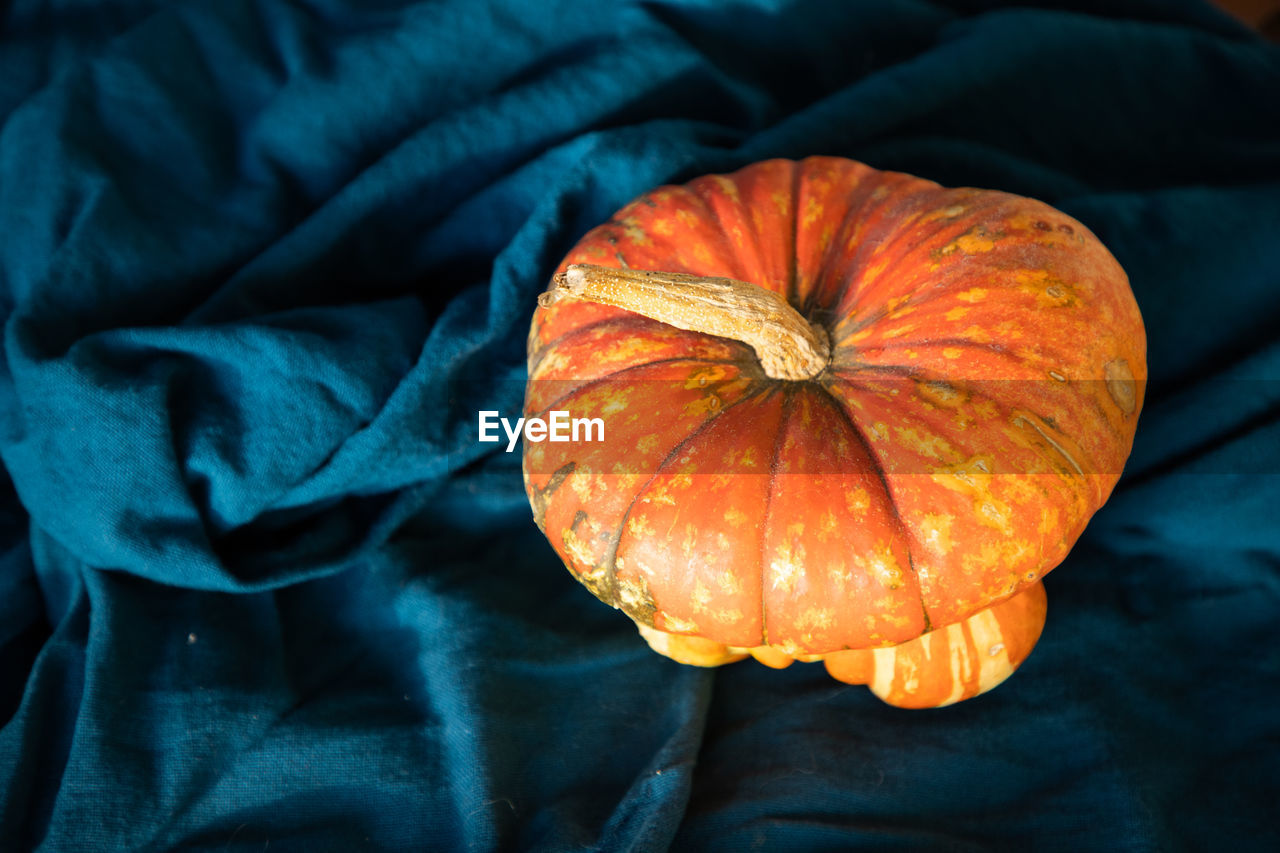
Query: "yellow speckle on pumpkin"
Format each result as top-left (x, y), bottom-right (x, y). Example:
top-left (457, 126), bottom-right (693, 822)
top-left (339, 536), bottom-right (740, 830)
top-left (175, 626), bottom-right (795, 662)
top-left (661, 614), bottom-right (700, 634)
top-left (617, 574), bottom-right (653, 613)
top-left (955, 232), bottom-right (996, 253)
top-left (1038, 505), bottom-right (1060, 536)
top-left (718, 568), bottom-right (744, 595)
top-left (770, 540), bottom-right (805, 594)
top-left (970, 398), bottom-right (999, 420)
top-left (847, 327), bottom-right (875, 344)
top-left (676, 208), bottom-right (700, 228)
top-left (713, 175), bottom-right (740, 202)
top-left (684, 365), bottom-right (729, 389)
top-left (627, 514), bottom-right (655, 539)
top-left (601, 389), bottom-right (633, 416)
top-left (621, 220), bottom-right (652, 247)
top-left (861, 543), bottom-right (904, 590)
top-left (776, 640), bottom-right (807, 657)
top-left (829, 559), bottom-right (852, 588)
top-left (943, 347), bottom-right (963, 359)
top-left (796, 607), bottom-right (835, 631)
top-left (957, 288), bottom-right (988, 303)
top-left (882, 323), bottom-right (918, 340)
top-left (682, 523), bottom-right (697, 558)
top-left (600, 339), bottom-right (650, 368)
top-left (817, 223), bottom-right (833, 252)
top-left (819, 509), bottom-right (839, 538)
top-left (642, 484), bottom-right (676, 506)
top-left (531, 349), bottom-right (570, 378)
top-left (845, 486), bottom-right (870, 515)
top-left (569, 473), bottom-right (604, 504)
top-left (862, 258), bottom-right (889, 284)
top-left (682, 395), bottom-right (721, 418)
top-left (879, 611), bottom-right (912, 628)
top-left (802, 196), bottom-right (822, 227)
top-left (562, 526), bottom-right (596, 569)
top-left (716, 608), bottom-right (744, 624)
top-left (724, 507), bottom-right (749, 527)
top-left (691, 580), bottom-right (713, 612)
top-left (917, 512), bottom-right (955, 556)
top-left (599, 338), bottom-right (655, 363)
top-left (526, 444), bottom-right (546, 468)
top-left (995, 323), bottom-right (1024, 343)
top-left (931, 455), bottom-right (1013, 536)
top-left (944, 306), bottom-right (970, 322)
top-left (893, 426), bottom-right (952, 460)
top-left (979, 501), bottom-right (1011, 531)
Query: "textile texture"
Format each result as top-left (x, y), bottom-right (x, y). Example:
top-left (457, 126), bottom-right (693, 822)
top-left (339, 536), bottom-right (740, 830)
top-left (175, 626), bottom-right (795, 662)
top-left (1, 0), bottom-right (1278, 850)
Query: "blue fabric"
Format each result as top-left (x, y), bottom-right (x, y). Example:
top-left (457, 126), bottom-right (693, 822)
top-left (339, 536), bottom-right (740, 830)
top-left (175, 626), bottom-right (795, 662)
top-left (1, 1), bottom-right (1278, 849)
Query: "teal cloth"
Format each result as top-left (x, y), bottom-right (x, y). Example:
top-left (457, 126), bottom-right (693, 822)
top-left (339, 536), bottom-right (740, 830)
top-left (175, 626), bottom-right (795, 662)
top-left (1, 1), bottom-right (1278, 850)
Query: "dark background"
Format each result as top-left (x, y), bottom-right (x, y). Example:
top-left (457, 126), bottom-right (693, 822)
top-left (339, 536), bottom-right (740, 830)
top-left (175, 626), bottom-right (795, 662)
top-left (1213, 0), bottom-right (1280, 38)
top-left (1, 1), bottom-right (1278, 850)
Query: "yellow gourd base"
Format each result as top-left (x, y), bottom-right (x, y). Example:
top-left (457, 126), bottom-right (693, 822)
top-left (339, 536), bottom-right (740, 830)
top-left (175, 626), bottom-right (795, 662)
top-left (635, 580), bottom-right (1048, 709)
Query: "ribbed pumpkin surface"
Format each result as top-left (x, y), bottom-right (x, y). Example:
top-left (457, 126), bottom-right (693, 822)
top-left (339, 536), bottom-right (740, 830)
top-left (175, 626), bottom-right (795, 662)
top-left (524, 156), bottom-right (1144, 660)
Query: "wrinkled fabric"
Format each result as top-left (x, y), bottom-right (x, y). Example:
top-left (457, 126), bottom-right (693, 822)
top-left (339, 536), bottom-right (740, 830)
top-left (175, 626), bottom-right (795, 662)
top-left (1, 1), bottom-right (1278, 850)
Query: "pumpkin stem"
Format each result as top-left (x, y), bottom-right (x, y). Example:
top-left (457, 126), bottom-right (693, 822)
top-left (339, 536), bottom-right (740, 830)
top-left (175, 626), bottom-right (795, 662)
top-left (539, 264), bottom-right (830, 381)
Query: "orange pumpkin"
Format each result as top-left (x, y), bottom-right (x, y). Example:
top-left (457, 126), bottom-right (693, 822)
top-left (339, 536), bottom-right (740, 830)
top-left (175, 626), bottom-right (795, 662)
top-left (523, 157), bottom-right (1144, 708)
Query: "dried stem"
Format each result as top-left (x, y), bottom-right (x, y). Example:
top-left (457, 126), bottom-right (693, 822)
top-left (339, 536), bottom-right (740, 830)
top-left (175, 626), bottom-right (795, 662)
top-left (538, 264), bottom-right (830, 381)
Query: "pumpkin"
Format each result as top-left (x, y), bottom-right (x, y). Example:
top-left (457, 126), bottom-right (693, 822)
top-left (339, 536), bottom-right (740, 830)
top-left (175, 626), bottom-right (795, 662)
top-left (523, 157), bottom-right (1144, 708)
